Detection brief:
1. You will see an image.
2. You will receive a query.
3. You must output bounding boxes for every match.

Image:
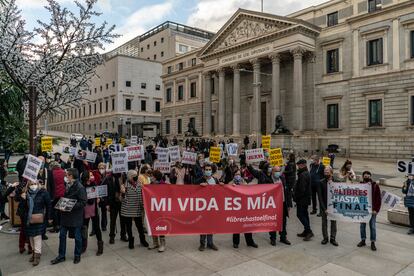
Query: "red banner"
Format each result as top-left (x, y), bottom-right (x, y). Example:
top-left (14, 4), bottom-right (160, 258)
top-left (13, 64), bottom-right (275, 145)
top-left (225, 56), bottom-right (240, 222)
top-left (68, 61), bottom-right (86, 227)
top-left (142, 184), bottom-right (283, 236)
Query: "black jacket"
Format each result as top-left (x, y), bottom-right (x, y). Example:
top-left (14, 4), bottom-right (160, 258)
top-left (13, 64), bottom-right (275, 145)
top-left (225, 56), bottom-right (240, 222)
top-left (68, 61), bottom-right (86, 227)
top-left (309, 163), bottom-right (325, 186)
top-left (60, 180), bottom-right (87, 228)
top-left (279, 175), bottom-right (293, 209)
top-left (247, 165), bottom-right (273, 184)
top-left (318, 177), bottom-right (329, 211)
top-left (107, 174), bottom-right (121, 207)
top-left (16, 157), bottom-right (27, 180)
top-left (294, 167), bottom-right (311, 206)
top-left (284, 160), bottom-right (296, 188)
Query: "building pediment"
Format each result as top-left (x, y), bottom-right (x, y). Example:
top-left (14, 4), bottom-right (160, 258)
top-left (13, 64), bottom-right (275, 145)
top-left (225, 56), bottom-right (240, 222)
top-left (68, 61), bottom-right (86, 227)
top-left (199, 9), bottom-right (320, 60)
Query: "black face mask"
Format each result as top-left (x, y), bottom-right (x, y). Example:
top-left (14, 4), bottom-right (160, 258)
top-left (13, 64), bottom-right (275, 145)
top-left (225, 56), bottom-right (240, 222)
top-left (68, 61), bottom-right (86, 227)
top-left (363, 177), bottom-right (371, 182)
top-left (133, 176), bottom-right (138, 182)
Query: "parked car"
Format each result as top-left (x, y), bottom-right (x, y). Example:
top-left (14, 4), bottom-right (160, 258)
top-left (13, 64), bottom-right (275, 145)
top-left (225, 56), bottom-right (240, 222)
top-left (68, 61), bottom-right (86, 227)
top-left (70, 133), bottom-right (83, 142)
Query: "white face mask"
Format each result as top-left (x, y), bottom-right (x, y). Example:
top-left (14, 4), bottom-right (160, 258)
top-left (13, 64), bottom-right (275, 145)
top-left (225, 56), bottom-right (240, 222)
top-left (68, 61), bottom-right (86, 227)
top-left (99, 169), bottom-right (105, 175)
top-left (64, 176), bottom-right (69, 183)
top-left (29, 185), bottom-right (38, 191)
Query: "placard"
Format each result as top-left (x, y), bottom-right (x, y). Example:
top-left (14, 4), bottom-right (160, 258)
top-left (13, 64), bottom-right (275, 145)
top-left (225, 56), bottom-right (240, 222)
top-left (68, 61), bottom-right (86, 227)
top-left (23, 155), bottom-right (44, 182)
top-left (270, 148), bottom-right (283, 167)
top-left (106, 138), bottom-right (113, 146)
top-left (262, 135), bottom-right (271, 149)
top-left (182, 151), bottom-right (197, 165)
top-left (54, 197), bottom-right (77, 212)
top-left (86, 185), bottom-right (108, 199)
top-left (125, 145), bottom-right (144, 161)
top-left (41, 136), bottom-right (53, 152)
top-left (245, 148), bottom-right (265, 163)
top-left (95, 138), bottom-right (101, 146)
top-left (168, 146), bottom-right (181, 162)
top-left (131, 135), bottom-right (138, 145)
top-left (111, 151), bottom-right (128, 173)
top-left (226, 143), bottom-right (239, 156)
top-left (154, 161), bottom-right (171, 174)
top-left (85, 151), bottom-right (97, 163)
top-left (156, 147), bottom-right (169, 162)
top-left (209, 147), bottom-right (221, 163)
top-left (69, 147), bottom-right (77, 156)
top-left (109, 143), bottom-right (123, 153)
top-left (381, 190), bottom-right (401, 209)
top-left (75, 150), bottom-right (86, 160)
top-left (322, 157), bottom-right (331, 167)
top-left (397, 160), bottom-right (414, 174)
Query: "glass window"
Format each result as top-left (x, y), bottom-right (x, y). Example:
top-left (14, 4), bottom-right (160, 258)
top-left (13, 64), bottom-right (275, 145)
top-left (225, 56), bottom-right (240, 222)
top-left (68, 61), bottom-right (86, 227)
top-left (411, 96), bottom-right (414, 125)
top-left (161, 37), bottom-right (164, 43)
top-left (190, 82), bottom-right (197, 98)
top-left (367, 38), bottom-right (383, 66)
top-left (105, 122), bottom-right (108, 129)
top-left (327, 48), bottom-right (339, 73)
top-left (154, 54), bottom-right (157, 60)
top-left (89, 105), bottom-right (91, 115)
top-left (167, 66), bottom-right (172, 74)
top-left (141, 83), bottom-right (146, 89)
top-left (178, 62), bottom-right (184, 71)
top-left (327, 12), bottom-right (338, 27)
top-left (411, 31), bottom-right (414, 59)
top-left (177, 119), bottom-right (182, 134)
top-left (178, 85), bottom-right (184, 100)
top-left (154, 41), bottom-right (157, 46)
top-left (112, 121), bottom-right (115, 129)
top-left (166, 120), bottom-right (170, 134)
top-left (105, 100), bottom-right (108, 112)
top-left (190, 117), bottom-right (195, 129)
top-left (161, 51), bottom-right (164, 57)
top-left (94, 88), bottom-right (97, 93)
top-left (141, 47), bottom-right (143, 52)
top-left (191, 58), bottom-right (196, 66)
top-left (368, 0), bottom-right (382, 13)
top-left (147, 44), bottom-right (150, 49)
top-left (112, 99), bottom-right (115, 111)
top-left (327, 104), bottom-right (339, 129)
top-left (211, 78), bottom-right (215, 94)
top-left (126, 81), bottom-right (131, 87)
top-left (99, 102), bottom-right (102, 113)
top-left (106, 83), bottom-right (109, 89)
top-left (155, 84), bottom-right (161, 90)
top-left (141, 100), bottom-right (146, 111)
top-left (100, 85), bottom-right (102, 91)
top-left (112, 81), bottom-right (115, 87)
top-left (155, 101), bottom-right (161, 112)
top-left (94, 104), bottom-right (96, 114)
top-left (125, 99), bottom-right (132, 110)
top-left (179, 44), bottom-right (189, 53)
top-left (166, 88), bottom-right (172, 102)
top-left (369, 99), bottom-right (382, 127)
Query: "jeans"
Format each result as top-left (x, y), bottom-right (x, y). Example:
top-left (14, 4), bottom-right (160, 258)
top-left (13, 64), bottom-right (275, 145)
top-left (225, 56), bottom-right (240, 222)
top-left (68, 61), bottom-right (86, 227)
top-left (59, 226), bottom-right (82, 258)
top-left (200, 234), bottom-right (213, 246)
top-left (297, 205), bottom-right (312, 233)
top-left (360, 214), bottom-right (377, 242)
top-left (321, 212), bottom-right (337, 240)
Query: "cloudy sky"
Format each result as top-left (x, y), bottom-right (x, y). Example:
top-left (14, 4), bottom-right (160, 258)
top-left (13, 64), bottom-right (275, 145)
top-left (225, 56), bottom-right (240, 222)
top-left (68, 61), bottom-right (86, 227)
top-left (16, 0), bottom-right (328, 51)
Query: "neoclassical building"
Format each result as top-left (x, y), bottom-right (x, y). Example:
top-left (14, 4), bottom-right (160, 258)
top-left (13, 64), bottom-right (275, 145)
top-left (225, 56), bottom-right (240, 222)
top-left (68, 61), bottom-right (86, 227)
top-left (161, 0), bottom-right (414, 159)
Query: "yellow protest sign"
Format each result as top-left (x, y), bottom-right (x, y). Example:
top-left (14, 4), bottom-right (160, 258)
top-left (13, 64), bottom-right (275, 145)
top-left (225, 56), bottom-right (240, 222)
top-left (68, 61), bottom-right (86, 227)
top-left (209, 147), bottom-right (221, 163)
top-left (322, 157), bottom-right (331, 167)
top-left (270, 148), bottom-right (284, 167)
top-left (41, 136), bottom-right (53, 152)
top-left (95, 138), bottom-right (101, 146)
top-left (262, 135), bottom-right (271, 149)
top-left (120, 138), bottom-right (126, 146)
top-left (106, 138), bottom-right (113, 146)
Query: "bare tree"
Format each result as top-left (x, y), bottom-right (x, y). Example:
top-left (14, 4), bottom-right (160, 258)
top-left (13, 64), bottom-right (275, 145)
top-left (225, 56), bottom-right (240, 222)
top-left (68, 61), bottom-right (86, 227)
top-left (0, 0), bottom-right (119, 153)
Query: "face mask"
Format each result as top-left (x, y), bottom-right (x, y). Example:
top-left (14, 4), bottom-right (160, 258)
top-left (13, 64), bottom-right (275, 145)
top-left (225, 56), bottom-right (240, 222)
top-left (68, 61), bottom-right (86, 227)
top-left (99, 169), bottom-right (105, 175)
top-left (234, 175), bottom-right (242, 182)
top-left (267, 167), bottom-right (272, 173)
top-left (274, 172), bottom-right (281, 179)
top-left (264, 153), bottom-right (269, 158)
top-left (204, 171), bottom-right (212, 177)
top-left (29, 185), bottom-right (38, 191)
top-left (229, 160), bottom-right (234, 165)
top-left (64, 176), bottom-right (69, 183)
top-left (90, 177), bottom-right (95, 182)
top-left (363, 177), bottom-right (371, 182)
top-left (133, 176), bottom-right (138, 182)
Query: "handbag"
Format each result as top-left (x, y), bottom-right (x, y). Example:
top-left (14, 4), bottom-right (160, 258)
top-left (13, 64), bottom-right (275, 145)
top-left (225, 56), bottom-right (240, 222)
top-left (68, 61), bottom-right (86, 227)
top-left (30, 213), bottom-right (44, 224)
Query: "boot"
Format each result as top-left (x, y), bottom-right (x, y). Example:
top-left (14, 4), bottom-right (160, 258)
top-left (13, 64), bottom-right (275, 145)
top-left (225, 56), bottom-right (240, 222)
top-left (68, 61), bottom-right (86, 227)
top-left (29, 252), bottom-right (35, 262)
top-left (148, 236), bottom-right (159, 250)
top-left (33, 253), bottom-right (41, 266)
top-left (96, 241), bottom-right (104, 256)
top-left (128, 237), bottom-right (134, 249)
top-left (158, 236), bottom-right (165, 252)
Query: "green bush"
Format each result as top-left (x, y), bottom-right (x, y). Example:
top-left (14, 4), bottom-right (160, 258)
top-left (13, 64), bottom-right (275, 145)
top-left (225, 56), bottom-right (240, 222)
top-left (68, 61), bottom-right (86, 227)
top-left (11, 137), bottom-right (28, 153)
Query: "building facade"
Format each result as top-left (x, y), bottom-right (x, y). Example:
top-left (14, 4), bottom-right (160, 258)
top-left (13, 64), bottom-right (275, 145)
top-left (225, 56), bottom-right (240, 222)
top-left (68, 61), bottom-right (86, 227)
top-left (161, 0), bottom-right (414, 159)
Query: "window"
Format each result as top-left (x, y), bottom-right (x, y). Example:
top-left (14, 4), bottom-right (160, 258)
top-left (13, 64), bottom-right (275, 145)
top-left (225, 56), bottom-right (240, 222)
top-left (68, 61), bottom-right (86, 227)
top-left (105, 100), bottom-right (108, 112)
top-left (161, 37), bottom-right (164, 43)
top-left (191, 58), bottom-right (196, 66)
top-left (141, 100), bottom-right (146, 111)
top-left (327, 104), bottom-right (339, 129)
top-left (112, 81), bottom-right (115, 87)
top-left (367, 38), bottom-right (383, 66)
top-left (178, 62), bottom-right (184, 71)
top-left (154, 41), bottom-right (157, 47)
top-left (179, 44), bottom-right (188, 53)
top-left (112, 121), bottom-right (115, 129)
top-left (155, 84), bottom-right (161, 90)
top-left (165, 120), bottom-right (170, 134)
top-left (94, 88), bottom-right (97, 93)
top-left (125, 98), bottom-right (132, 110)
top-left (94, 103), bottom-right (96, 114)
top-left (177, 119), bottom-right (182, 134)
top-left (190, 82), bottom-right (197, 98)
top-left (211, 78), bottom-right (215, 94)
top-left (411, 31), bottom-right (414, 59)
top-left (155, 101), bottom-right (161, 112)
top-left (105, 122), bottom-right (108, 129)
top-left (106, 83), bottom-right (109, 89)
top-left (141, 47), bottom-right (143, 52)
top-left (94, 124), bottom-right (96, 130)
top-left (326, 49), bottom-right (339, 73)
top-left (89, 90), bottom-right (91, 95)
top-left (411, 96), bottom-right (414, 125)
top-left (161, 51), bottom-right (164, 57)
top-left (147, 44), bottom-right (150, 49)
top-left (126, 81), bottom-right (131, 87)
top-left (369, 99), bottom-right (382, 127)
top-left (100, 85), bottom-right (102, 91)
top-left (327, 12), bottom-right (338, 27)
top-left (190, 118), bottom-right (195, 130)
top-left (166, 88), bottom-right (172, 102)
top-left (89, 105), bottom-right (91, 115)
top-left (178, 85), bottom-right (184, 100)
top-left (83, 106), bottom-right (85, 117)
top-left (141, 83), bottom-right (147, 89)
top-left (112, 99), bottom-right (115, 111)
top-left (368, 0), bottom-right (381, 13)
top-left (99, 102), bottom-right (102, 113)
top-left (154, 54), bottom-right (157, 60)
top-left (167, 66), bottom-right (172, 74)
top-left (99, 123), bottom-right (102, 130)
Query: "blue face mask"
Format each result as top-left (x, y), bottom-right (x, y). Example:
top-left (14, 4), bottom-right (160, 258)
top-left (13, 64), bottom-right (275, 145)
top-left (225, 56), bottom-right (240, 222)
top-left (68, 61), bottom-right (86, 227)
top-left (204, 171), bottom-right (212, 177)
top-left (274, 172), bottom-right (281, 179)
top-left (234, 175), bottom-right (242, 182)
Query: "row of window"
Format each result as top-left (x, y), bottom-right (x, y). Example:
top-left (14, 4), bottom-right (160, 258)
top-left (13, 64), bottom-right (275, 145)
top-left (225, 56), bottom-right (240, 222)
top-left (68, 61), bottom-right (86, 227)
top-left (167, 58), bottom-right (197, 74)
top-left (125, 99), bottom-right (161, 112)
top-left (165, 118), bottom-right (196, 135)
top-left (51, 121), bottom-right (116, 133)
top-left (56, 99), bottom-right (116, 123)
top-left (165, 82), bottom-right (197, 102)
top-left (90, 81), bottom-right (116, 95)
top-left (141, 37), bottom-right (164, 53)
top-left (125, 81), bottom-right (161, 90)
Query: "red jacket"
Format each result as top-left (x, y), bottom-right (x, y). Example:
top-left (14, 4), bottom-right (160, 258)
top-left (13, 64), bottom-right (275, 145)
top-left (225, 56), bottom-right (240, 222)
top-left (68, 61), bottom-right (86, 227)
top-left (52, 168), bottom-right (66, 198)
top-left (361, 181), bottom-right (381, 213)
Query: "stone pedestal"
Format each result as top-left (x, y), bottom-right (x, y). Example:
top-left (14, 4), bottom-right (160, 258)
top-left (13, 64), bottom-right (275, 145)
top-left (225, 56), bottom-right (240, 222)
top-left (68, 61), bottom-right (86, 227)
top-left (387, 202), bottom-right (410, 226)
top-left (271, 134), bottom-right (294, 149)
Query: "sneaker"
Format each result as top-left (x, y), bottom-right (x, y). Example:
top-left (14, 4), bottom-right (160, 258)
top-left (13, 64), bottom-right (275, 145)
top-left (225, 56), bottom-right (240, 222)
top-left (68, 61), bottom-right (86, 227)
top-left (357, 240), bottom-right (366, 247)
top-left (330, 239), bottom-right (338, 246)
top-left (303, 232), bottom-right (314, 241)
top-left (50, 257), bottom-right (65, 265)
top-left (198, 244), bottom-right (205, 251)
top-left (370, 242), bottom-right (377, 251)
top-left (207, 244), bottom-right (218, 251)
top-left (321, 238), bottom-right (328, 245)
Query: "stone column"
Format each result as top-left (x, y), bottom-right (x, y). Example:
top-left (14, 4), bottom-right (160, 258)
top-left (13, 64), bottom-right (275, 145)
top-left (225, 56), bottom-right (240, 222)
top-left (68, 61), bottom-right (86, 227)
top-left (218, 68), bottom-right (226, 135)
top-left (291, 47), bottom-right (304, 131)
top-left (232, 64), bottom-right (241, 136)
top-left (203, 72), bottom-right (212, 136)
top-left (269, 53), bottom-right (281, 131)
top-left (251, 59), bottom-right (261, 135)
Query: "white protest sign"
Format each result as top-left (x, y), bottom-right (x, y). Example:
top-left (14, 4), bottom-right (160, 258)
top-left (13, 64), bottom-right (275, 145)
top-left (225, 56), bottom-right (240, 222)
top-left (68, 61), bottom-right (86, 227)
top-left (182, 151), bottom-right (197, 165)
top-left (226, 143), bottom-right (239, 156)
top-left (75, 150), bottom-right (86, 160)
top-left (85, 151), bottom-right (97, 163)
top-left (156, 147), bottom-right (169, 162)
top-left (397, 160), bottom-right (414, 174)
top-left (154, 161), bottom-right (171, 174)
top-left (168, 146), bottom-right (181, 162)
top-left (109, 144), bottom-right (123, 154)
top-left (54, 197), bottom-right (77, 212)
top-left (23, 155), bottom-right (44, 182)
top-left (125, 145), bottom-right (144, 161)
top-left (245, 148), bottom-right (265, 163)
top-left (131, 136), bottom-right (138, 145)
top-left (69, 147), bottom-right (77, 156)
top-left (111, 151), bottom-right (128, 173)
top-left (381, 190), bottom-right (401, 209)
top-left (86, 185), bottom-right (108, 199)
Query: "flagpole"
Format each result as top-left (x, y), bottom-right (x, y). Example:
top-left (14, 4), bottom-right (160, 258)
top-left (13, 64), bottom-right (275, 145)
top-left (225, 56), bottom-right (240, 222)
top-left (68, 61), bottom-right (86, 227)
top-left (261, 0), bottom-right (263, 12)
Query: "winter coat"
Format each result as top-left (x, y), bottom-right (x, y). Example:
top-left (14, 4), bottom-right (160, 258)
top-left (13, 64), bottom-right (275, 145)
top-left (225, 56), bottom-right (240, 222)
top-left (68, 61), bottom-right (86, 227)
top-left (402, 179), bottom-right (414, 208)
top-left (247, 165), bottom-right (273, 184)
top-left (360, 180), bottom-right (381, 213)
top-left (47, 167), bottom-right (66, 200)
top-left (293, 167), bottom-right (311, 206)
top-left (284, 160), bottom-right (296, 188)
top-left (60, 180), bottom-right (87, 228)
top-left (24, 188), bottom-right (51, 237)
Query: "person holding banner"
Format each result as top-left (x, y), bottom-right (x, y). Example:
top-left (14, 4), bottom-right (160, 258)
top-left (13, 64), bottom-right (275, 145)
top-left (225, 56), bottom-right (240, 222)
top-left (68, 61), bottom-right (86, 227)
top-left (148, 170), bottom-right (167, 253)
top-left (357, 171), bottom-right (381, 251)
top-left (195, 163), bottom-right (221, 251)
top-left (318, 167), bottom-right (338, 246)
top-left (294, 159), bottom-right (314, 241)
top-left (402, 173), bottom-right (414, 235)
top-left (120, 170), bottom-right (149, 249)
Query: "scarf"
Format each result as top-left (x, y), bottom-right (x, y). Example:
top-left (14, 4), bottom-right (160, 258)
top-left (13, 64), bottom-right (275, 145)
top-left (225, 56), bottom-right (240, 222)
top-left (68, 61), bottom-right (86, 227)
top-left (27, 188), bottom-right (40, 226)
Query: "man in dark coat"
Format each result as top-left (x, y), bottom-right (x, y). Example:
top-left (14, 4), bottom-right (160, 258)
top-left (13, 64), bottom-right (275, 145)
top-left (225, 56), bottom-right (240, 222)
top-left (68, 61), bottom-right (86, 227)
top-left (309, 155), bottom-right (325, 215)
top-left (284, 153), bottom-right (296, 192)
top-left (51, 168), bottom-right (87, 265)
top-left (294, 159), bottom-right (314, 241)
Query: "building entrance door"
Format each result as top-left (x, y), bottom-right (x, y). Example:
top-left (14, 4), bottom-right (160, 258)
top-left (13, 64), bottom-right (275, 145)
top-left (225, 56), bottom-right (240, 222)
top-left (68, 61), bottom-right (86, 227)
top-left (261, 102), bottom-right (267, 134)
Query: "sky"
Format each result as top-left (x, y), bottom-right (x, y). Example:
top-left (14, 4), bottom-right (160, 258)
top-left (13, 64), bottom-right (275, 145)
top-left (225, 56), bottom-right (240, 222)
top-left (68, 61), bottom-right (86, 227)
top-left (16, 0), bottom-right (329, 52)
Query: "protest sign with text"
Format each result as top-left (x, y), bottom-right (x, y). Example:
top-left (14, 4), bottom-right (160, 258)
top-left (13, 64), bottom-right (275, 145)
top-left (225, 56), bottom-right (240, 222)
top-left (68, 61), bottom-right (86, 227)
top-left (111, 151), bottom-right (128, 173)
top-left (125, 145), bottom-right (144, 161)
top-left (209, 147), bottom-right (221, 163)
top-left (156, 147), bottom-right (169, 162)
top-left (168, 146), bottom-right (181, 162)
top-left (143, 184), bottom-right (283, 236)
top-left (327, 182), bottom-right (372, 223)
top-left (85, 151), bottom-right (97, 163)
top-left (95, 138), bottom-right (101, 146)
top-left (87, 185), bottom-right (108, 199)
top-left (131, 135), bottom-right (138, 145)
top-left (397, 160), bottom-right (414, 174)
top-left (182, 151), bottom-right (197, 165)
top-left (245, 148), bottom-right (265, 163)
top-left (226, 143), bottom-right (239, 156)
top-left (269, 148), bottom-right (283, 167)
top-left (23, 155), bottom-right (44, 183)
top-left (322, 157), bottom-right (331, 167)
top-left (153, 161), bottom-right (171, 174)
top-left (381, 190), bottom-right (401, 209)
top-left (41, 136), bottom-right (53, 152)
top-left (262, 135), bottom-right (271, 149)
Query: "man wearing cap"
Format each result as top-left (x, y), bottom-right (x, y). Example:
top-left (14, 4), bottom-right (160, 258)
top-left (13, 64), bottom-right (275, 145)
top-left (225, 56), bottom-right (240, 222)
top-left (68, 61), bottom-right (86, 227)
top-left (294, 159), bottom-right (314, 241)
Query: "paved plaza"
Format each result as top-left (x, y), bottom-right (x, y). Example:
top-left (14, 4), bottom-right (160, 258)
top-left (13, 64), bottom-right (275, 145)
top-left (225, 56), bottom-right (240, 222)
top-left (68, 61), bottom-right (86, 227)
top-left (1, 157), bottom-right (413, 276)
